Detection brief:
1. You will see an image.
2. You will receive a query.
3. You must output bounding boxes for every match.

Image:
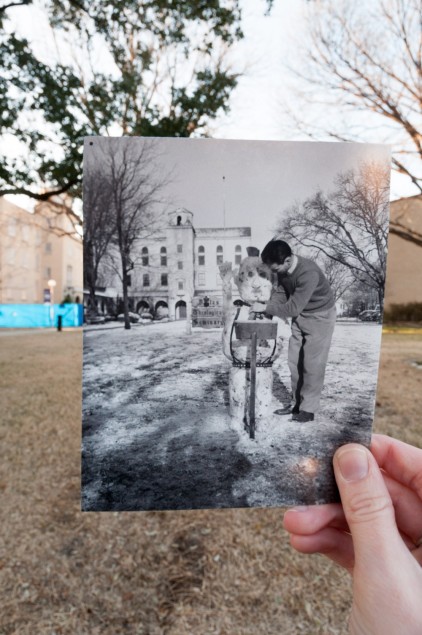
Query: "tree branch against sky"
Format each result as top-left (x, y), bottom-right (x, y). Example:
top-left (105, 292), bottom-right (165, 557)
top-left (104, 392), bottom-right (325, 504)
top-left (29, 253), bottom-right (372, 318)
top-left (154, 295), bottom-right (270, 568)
top-left (280, 0), bottom-right (421, 244)
top-left (275, 162), bottom-right (390, 309)
top-left (0, 0), bottom-right (243, 209)
top-left (87, 138), bottom-right (172, 329)
top-left (82, 161), bottom-right (115, 312)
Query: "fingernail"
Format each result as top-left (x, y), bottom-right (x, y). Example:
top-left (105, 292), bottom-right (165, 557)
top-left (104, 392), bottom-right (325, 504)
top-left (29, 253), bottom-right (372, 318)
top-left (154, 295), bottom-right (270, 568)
top-left (337, 448), bottom-right (369, 482)
top-left (286, 506), bottom-right (309, 513)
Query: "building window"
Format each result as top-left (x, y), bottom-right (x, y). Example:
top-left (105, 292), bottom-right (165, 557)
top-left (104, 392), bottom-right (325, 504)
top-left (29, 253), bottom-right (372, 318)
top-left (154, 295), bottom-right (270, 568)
top-left (143, 274), bottom-right (150, 287)
top-left (142, 247), bottom-right (149, 266)
top-left (198, 272), bottom-right (205, 286)
top-left (198, 245), bottom-right (205, 266)
top-left (216, 245), bottom-right (223, 265)
top-left (178, 261), bottom-right (183, 270)
top-left (66, 265), bottom-right (73, 286)
top-left (45, 242), bottom-right (52, 254)
top-left (161, 273), bottom-right (168, 286)
top-left (22, 225), bottom-right (30, 242)
top-left (6, 247), bottom-right (15, 265)
top-left (177, 244), bottom-right (183, 253)
top-left (178, 281), bottom-right (184, 291)
top-left (8, 219), bottom-right (17, 237)
top-left (160, 246), bottom-right (167, 267)
top-left (46, 267), bottom-right (52, 279)
top-left (235, 245), bottom-right (242, 265)
top-left (21, 252), bottom-right (29, 268)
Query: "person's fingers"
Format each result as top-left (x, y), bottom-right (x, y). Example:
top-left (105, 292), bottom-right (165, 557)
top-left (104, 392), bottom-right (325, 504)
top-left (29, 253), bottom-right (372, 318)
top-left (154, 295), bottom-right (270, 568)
top-left (333, 443), bottom-right (404, 569)
top-left (283, 503), bottom-right (348, 535)
top-left (283, 478), bottom-right (421, 551)
top-left (410, 544), bottom-right (422, 566)
top-left (371, 434), bottom-right (422, 499)
top-left (382, 472), bottom-right (422, 545)
top-left (283, 475), bottom-right (422, 543)
top-left (289, 527), bottom-right (355, 571)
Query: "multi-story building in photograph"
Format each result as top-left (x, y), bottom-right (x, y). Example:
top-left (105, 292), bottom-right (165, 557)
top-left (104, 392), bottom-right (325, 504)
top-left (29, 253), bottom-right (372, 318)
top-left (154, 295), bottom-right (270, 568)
top-left (0, 197), bottom-right (83, 305)
top-left (94, 208), bottom-right (251, 323)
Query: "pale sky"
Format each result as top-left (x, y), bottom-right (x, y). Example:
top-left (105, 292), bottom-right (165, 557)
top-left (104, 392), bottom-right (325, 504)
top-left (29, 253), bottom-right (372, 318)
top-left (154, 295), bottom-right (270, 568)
top-left (89, 137), bottom-right (390, 251)
top-left (2, 0), bottom-right (414, 213)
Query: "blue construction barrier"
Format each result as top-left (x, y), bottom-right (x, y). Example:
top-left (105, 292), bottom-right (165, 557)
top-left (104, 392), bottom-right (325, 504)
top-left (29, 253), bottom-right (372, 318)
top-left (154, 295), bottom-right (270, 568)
top-left (0, 304), bottom-right (83, 328)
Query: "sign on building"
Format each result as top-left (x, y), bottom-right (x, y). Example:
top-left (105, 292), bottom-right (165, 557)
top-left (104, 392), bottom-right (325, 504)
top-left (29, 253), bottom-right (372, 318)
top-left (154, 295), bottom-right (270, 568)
top-left (192, 295), bottom-right (223, 328)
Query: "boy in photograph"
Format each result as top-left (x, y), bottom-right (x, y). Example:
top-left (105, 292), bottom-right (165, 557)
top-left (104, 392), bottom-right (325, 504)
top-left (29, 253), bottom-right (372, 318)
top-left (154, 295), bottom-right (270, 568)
top-left (251, 239), bottom-right (336, 422)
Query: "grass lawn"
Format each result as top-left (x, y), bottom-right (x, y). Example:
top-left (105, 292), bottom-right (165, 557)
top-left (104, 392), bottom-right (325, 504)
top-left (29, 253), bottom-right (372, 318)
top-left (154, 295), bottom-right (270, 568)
top-left (1, 328), bottom-right (421, 635)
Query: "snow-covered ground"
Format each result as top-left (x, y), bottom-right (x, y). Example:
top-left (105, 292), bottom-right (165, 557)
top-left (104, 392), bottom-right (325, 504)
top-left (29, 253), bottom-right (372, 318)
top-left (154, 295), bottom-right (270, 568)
top-left (82, 320), bottom-right (382, 511)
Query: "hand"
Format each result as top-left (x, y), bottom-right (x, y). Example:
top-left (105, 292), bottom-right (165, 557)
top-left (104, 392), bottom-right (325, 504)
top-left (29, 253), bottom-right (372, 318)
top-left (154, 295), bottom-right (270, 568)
top-left (283, 435), bottom-right (422, 635)
top-left (250, 302), bottom-right (267, 313)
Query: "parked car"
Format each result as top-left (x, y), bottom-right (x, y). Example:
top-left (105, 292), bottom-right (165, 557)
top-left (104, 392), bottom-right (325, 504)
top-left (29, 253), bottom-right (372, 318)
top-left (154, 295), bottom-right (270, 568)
top-left (85, 310), bottom-right (106, 325)
top-left (117, 312), bottom-right (140, 323)
top-left (358, 309), bottom-right (381, 322)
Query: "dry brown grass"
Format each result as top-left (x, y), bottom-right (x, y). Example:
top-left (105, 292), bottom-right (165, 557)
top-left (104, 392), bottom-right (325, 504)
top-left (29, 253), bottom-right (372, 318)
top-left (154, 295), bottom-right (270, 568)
top-left (1, 329), bottom-right (421, 635)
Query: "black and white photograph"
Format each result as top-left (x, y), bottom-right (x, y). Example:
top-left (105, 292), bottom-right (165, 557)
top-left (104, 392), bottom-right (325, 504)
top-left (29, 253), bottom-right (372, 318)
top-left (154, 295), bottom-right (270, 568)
top-left (82, 137), bottom-right (390, 511)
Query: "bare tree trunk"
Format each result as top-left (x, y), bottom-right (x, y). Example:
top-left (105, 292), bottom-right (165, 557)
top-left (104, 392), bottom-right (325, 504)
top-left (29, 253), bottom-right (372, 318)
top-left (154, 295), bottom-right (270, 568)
top-left (378, 286), bottom-right (384, 314)
top-left (120, 250), bottom-right (131, 330)
top-left (122, 274), bottom-right (131, 330)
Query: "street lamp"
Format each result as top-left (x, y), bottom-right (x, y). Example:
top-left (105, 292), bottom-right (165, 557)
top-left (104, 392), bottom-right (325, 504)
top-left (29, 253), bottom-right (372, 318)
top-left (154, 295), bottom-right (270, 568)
top-left (48, 278), bottom-right (56, 304)
top-left (48, 279), bottom-right (56, 325)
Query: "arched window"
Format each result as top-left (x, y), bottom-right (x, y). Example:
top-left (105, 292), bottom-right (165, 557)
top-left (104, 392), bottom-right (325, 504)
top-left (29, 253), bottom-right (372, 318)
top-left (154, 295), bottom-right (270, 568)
top-left (142, 246), bottom-right (149, 266)
top-left (235, 245), bottom-right (242, 265)
top-left (198, 245), bottom-right (205, 266)
top-left (216, 245), bottom-right (223, 265)
top-left (160, 246), bottom-right (167, 267)
top-left (177, 215), bottom-right (182, 226)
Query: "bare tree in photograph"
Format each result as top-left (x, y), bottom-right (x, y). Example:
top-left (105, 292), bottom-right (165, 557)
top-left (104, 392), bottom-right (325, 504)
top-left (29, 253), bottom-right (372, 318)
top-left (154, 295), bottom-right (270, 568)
top-left (96, 139), bottom-right (170, 330)
top-left (320, 256), bottom-right (355, 302)
top-left (275, 162), bottom-right (390, 310)
top-left (83, 165), bottom-right (116, 313)
top-left (282, 0), bottom-right (421, 245)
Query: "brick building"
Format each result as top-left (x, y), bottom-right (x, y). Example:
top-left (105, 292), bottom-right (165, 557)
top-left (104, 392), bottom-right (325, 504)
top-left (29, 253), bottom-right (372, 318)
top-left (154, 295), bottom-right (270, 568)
top-left (0, 197), bottom-right (83, 305)
top-left (384, 195), bottom-right (422, 308)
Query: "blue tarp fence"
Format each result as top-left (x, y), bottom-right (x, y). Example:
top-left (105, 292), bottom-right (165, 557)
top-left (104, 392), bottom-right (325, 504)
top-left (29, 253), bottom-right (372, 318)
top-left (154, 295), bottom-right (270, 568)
top-left (0, 304), bottom-right (83, 328)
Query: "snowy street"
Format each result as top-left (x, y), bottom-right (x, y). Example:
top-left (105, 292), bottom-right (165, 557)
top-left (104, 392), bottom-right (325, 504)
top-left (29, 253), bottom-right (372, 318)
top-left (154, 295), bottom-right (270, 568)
top-left (82, 320), bottom-right (381, 510)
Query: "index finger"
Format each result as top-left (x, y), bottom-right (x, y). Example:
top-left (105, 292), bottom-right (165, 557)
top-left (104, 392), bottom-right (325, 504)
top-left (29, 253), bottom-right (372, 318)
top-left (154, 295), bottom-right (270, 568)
top-left (371, 434), bottom-right (422, 499)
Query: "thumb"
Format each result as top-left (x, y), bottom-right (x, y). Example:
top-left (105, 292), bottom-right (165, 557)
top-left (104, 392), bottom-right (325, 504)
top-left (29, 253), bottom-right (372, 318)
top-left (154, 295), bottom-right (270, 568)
top-left (333, 443), bottom-right (402, 568)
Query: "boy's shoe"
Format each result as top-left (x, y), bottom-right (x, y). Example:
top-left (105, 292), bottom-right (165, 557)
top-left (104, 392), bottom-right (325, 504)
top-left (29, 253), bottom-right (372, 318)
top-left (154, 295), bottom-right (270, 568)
top-left (274, 404), bottom-right (299, 416)
top-left (292, 411), bottom-right (314, 422)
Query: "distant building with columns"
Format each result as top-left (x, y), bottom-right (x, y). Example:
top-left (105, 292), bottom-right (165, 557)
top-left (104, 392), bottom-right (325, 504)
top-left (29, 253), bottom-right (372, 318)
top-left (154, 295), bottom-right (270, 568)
top-left (94, 209), bottom-right (251, 321)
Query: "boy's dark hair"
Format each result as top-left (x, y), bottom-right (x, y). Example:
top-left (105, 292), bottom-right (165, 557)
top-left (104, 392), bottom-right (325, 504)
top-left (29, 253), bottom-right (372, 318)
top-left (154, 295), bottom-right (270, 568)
top-left (261, 240), bottom-right (292, 265)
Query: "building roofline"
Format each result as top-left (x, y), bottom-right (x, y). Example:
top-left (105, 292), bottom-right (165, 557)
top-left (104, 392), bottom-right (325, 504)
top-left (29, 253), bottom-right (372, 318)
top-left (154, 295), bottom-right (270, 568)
top-left (196, 227), bottom-right (251, 236)
top-left (390, 194), bottom-right (422, 204)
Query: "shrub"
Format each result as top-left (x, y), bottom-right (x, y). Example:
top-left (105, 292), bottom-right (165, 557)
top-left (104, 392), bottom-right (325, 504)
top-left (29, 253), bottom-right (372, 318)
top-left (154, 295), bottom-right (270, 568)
top-left (384, 302), bottom-right (422, 323)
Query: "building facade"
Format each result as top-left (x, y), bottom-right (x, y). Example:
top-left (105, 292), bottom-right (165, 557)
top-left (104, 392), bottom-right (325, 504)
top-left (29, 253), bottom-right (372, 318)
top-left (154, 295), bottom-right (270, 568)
top-left (98, 208), bottom-right (251, 321)
top-left (384, 195), bottom-right (422, 308)
top-left (0, 197), bottom-right (83, 304)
